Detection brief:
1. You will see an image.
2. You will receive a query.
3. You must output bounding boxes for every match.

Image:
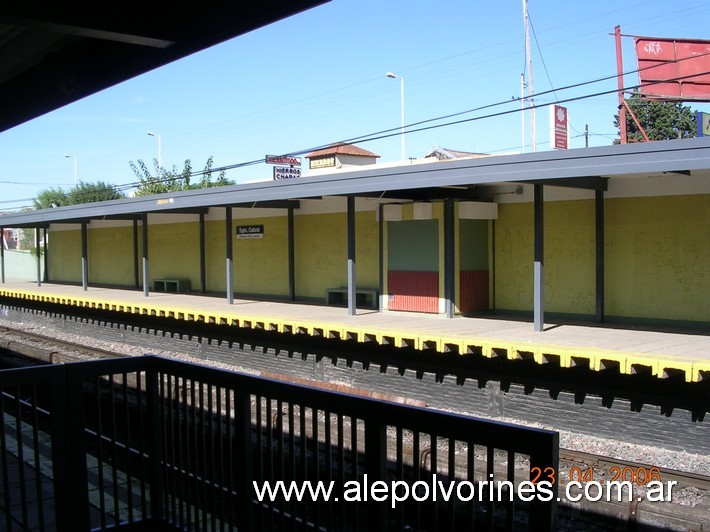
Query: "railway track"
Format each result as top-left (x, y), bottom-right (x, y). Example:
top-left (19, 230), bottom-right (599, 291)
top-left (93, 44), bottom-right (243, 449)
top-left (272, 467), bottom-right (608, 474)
top-left (1, 323), bottom-right (708, 530)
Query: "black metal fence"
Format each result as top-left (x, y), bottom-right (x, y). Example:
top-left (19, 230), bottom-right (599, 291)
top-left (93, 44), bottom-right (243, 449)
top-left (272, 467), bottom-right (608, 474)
top-left (0, 355), bottom-right (558, 531)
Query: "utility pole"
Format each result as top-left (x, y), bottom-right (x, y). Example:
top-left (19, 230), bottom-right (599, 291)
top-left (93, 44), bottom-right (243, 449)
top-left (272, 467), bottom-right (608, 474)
top-left (523, 0), bottom-right (536, 151)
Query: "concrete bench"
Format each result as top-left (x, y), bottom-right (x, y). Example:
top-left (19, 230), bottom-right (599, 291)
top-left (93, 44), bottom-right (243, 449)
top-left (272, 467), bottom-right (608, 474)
top-left (153, 278), bottom-right (191, 293)
top-left (326, 287), bottom-right (378, 309)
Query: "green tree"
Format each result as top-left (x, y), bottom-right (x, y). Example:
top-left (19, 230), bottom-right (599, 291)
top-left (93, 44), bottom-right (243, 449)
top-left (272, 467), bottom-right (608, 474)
top-left (614, 93), bottom-right (697, 143)
top-left (129, 156), bottom-right (233, 196)
top-left (33, 187), bottom-right (68, 209)
top-left (66, 181), bottom-right (124, 204)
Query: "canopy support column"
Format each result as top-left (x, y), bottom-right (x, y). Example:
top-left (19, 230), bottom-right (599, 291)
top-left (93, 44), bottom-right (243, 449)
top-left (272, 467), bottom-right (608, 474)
top-left (35, 228), bottom-right (42, 287)
top-left (444, 199), bottom-right (456, 319)
top-left (347, 196), bottom-right (356, 316)
top-left (142, 213), bottom-right (149, 297)
top-left (226, 207), bottom-right (234, 304)
top-left (199, 213), bottom-right (207, 293)
top-left (81, 222), bottom-right (88, 291)
top-left (288, 206), bottom-right (295, 301)
top-left (533, 184), bottom-right (544, 332)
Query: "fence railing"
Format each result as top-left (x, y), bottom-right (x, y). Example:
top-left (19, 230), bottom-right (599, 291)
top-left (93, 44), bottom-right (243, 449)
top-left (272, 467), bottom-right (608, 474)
top-left (0, 355), bottom-right (558, 531)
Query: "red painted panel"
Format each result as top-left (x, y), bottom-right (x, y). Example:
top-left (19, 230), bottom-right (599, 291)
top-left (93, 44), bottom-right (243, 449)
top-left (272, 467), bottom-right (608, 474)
top-left (387, 271), bottom-right (439, 313)
top-left (635, 37), bottom-right (710, 100)
top-left (459, 270), bottom-right (489, 313)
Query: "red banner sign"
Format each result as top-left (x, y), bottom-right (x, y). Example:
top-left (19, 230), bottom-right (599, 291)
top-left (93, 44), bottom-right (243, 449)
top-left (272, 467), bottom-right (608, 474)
top-left (635, 36), bottom-right (710, 101)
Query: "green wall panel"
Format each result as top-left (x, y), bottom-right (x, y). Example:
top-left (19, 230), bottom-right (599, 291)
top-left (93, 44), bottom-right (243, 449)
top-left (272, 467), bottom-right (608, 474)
top-left (387, 220), bottom-right (439, 272)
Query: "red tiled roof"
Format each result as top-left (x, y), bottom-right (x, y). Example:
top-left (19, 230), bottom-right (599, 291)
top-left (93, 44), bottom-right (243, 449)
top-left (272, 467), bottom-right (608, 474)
top-left (305, 143), bottom-right (380, 159)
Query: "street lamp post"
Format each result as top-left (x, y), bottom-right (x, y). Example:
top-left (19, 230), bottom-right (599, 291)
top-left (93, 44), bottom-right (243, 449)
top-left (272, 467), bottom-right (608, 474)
top-left (386, 72), bottom-right (405, 161)
top-left (147, 131), bottom-right (162, 176)
top-left (64, 154), bottom-right (77, 185)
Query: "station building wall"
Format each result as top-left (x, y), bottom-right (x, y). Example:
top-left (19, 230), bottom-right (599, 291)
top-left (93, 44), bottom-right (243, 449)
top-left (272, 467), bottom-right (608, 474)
top-left (43, 175), bottom-right (709, 325)
top-left (493, 179), bottom-right (710, 325)
top-left (47, 228), bottom-right (81, 282)
top-left (87, 224), bottom-right (136, 286)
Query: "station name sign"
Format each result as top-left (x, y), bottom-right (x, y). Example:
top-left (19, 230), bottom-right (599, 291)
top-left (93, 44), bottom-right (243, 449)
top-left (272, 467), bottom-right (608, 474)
top-left (273, 166), bottom-right (301, 180)
top-left (265, 155), bottom-right (301, 166)
top-left (236, 225), bottom-right (264, 239)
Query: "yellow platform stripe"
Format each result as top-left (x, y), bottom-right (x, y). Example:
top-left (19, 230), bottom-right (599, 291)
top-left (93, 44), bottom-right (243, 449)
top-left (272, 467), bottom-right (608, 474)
top-left (1, 287), bottom-right (707, 382)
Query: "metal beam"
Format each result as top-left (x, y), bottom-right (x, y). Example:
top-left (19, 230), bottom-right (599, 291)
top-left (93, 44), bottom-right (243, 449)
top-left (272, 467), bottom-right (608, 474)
top-left (199, 213), bottom-right (206, 294)
top-left (346, 187), bottom-right (481, 201)
top-left (378, 204), bottom-right (384, 312)
top-left (228, 200), bottom-right (301, 210)
top-left (0, 228), bottom-right (4, 283)
top-left (525, 177), bottom-right (608, 191)
top-left (347, 196), bottom-right (356, 316)
top-left (288, 206), bottom-right (295, 301)
top-left (444, 199), bottom-right (456, 318)
top-left (35, 228), bottom-right (41, 287)
top-left (43, 228), bottom-right (49, 282)
top-left (80, 222), bottom-right (88, 291)
top-left (142, 213), bottom-right (149, 297)
top-left (133, 220), bottom-right (139, 289)
top-left (534, 185), bottom-right (544, 332)
top-left (226, 207), bottom-right (234, 305)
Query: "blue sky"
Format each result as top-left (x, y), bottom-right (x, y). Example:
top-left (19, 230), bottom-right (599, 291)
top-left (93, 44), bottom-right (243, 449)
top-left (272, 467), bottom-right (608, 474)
top-left (2, 0), bottom-right (709, 210)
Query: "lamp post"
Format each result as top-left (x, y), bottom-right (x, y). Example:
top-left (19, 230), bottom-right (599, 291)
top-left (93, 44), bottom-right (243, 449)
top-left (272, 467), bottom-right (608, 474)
top-left (386, 72), bottom-right (405, 161)
top-left (64, 154), bottom-right (77, 185)
top-left (147, 131), bottom-right (162, 176)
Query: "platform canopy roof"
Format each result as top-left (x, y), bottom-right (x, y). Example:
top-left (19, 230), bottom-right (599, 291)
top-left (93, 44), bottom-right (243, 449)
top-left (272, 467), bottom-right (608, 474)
top-left (0, 1), bottom-right (329, 134)
top-left (2, 136), bottom-right (710, 228)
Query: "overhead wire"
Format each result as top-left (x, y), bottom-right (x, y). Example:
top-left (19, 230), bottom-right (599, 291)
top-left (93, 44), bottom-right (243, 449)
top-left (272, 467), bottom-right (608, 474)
top-left (3, 50), bottom-right (709, 211)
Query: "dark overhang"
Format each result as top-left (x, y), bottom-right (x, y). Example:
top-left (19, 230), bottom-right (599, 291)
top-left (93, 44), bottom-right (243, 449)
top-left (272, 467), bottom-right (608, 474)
top-left (0, 1), bottom-right (329, 133)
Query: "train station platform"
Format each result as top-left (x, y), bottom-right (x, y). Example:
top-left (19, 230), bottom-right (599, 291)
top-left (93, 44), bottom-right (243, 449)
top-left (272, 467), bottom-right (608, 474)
top-left (0, 281), bottom-right (708, 383)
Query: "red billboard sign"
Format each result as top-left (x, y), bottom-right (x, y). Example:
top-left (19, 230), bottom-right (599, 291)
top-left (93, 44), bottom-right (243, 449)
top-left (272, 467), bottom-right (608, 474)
top-left (635, 36), bottom-right (710, 101)
top-left (550, 105), bottom-right (568, 150)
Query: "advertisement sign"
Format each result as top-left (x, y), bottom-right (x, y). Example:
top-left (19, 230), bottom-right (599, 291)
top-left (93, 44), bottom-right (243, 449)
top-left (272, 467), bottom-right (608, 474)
top-left (550, 105), bottom-right (568, 150)
top-left (273, 166), bottom-right (301, 180)
top-left (635, 36), bottom-right (710, 101)
top-left (265, 155), bottom-right (301, 166)
top-left (236, 225), bottom-right (264, 239)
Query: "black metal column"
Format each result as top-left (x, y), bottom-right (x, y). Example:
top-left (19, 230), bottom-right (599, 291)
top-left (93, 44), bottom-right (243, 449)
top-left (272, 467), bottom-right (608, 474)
top-left (199, 213), bottom-right (206, 293)
top-left (226, 207), bottom-right (233, 304)
top-left (43, 228), bottom-right (49, 282)
top-left (80, 222), bottom-right (88, 291)
top-left (347, 196), bottom-right (356, 316)
top-left (378, 204), bottom-right (384, 312)
top-left (35, 228), bottom-right (41, 287)
top-left (142, 213), bottom-right (149, 297)
top-left (444, 199), bottom-right (456, 318)
top-left (133, 220), bottom-right (139, 289)
top-left (595, 190), bottom-right (605, 323)
top-left (0, 228), bottom-right (5, 283)
top-left (534, 184), bottom-right (544, 332)
top-left (288, 206), bottom-right (295, 301)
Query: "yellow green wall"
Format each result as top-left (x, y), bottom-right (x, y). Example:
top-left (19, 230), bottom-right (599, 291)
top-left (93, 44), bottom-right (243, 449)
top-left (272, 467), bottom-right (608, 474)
top-left (294, 211), bottom-right (379, 299)
top-left (48, 229), bottom-right (81, 281)
top-left (88, 225), bottom-right (135, 285)
top-left (145, 221), bottom-right (201, 288)
top-left (235, 216), bottom-right (289, 297)
top-left (494, 195), bottom-right (710, 323)
top-left (605, 194), bottom-right (710, 322)
top-left (495, 199), bottom-right (596, 315)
